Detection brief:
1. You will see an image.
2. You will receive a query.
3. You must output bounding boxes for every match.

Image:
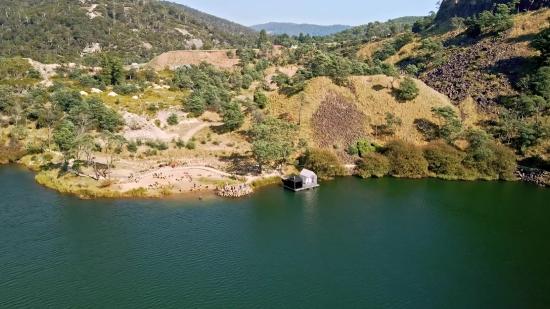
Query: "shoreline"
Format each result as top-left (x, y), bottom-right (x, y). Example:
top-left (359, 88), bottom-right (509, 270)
top-left (3, 160), bottom-right (548, 201)
top-left (13, 158), bottom-right (282, 199)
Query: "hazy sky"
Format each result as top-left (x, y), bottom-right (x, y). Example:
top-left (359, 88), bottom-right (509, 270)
top-left (174, 0), bottom-right (438, 26)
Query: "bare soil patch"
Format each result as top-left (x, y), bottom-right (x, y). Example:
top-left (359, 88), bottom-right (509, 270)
top-left (147, 50), bottom-right (239, 70)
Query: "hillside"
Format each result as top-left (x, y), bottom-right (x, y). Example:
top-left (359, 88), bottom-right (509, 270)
top-left (327, 16), bottom-right (423, 43)
top-left (436, 0), bottom-right (550, 21)
top-left (266, 75), bottom-right (457, 162)
top-left (161, 1), bottom-right (257, 35)
top-left (146, 50), bottom-right (240, 70)
top-left (354, 5), bottom-right (550, 166)
top-left (250, 22), bottom-right (352, 36)
top-left (0, 0), bottom-right (257, 64)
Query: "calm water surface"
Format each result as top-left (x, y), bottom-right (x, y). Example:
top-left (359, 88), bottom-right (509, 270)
top-left (1, 164), bottom-right (550, 308)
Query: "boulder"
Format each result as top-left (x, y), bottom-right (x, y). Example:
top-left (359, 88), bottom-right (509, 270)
top-left (91, 88), bottom-right (103, 93)
top-left (132, 95), bottom-right (139, 100)
top-left (79, 91), bottom-right (88, 96)
top-left (107, 92), bottom-right (118, 97)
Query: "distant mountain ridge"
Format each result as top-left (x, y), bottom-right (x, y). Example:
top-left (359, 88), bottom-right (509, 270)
top-left (250, 22), bottom-right (352, 36)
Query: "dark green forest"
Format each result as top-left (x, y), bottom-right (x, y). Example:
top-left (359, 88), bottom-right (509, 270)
top-left (0, 0), bottom-right (257, 63)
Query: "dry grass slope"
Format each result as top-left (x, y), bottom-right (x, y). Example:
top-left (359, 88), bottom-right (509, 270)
top-left (267, 75), bottom-right (457, 150)
top-left (147, 50), bottom-right (240, 70)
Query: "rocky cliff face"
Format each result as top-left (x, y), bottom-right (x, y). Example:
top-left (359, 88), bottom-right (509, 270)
top-left (436, 0), bottom-right (550, 21)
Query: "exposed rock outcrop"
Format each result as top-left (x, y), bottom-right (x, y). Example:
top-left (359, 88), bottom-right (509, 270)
top-left (311, 92), bottom-right (367, 161)
top-left (515, 166), bottom-right (550, 187)
top-left (215, 184), bottom-right (253, 198)
top-left (421, 37), bottom-right (521, 109)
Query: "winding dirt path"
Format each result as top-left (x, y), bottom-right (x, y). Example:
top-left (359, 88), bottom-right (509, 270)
top-left (181, 122), bottom-right (221, 142)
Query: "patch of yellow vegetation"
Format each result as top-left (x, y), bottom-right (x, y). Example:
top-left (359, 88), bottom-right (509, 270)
top-left (458, 96), bottom-right (484, 129)
top-left (509, 8), bottom-right (550, 40)
top-left (356, 40), bottom-right (387, 61)
top-left (386, 41), bottom-right (421, 64)
top-left (98, 87), bottom-right (185, 116)
top-left (267, 75), bottom-right (457, 146)
top-left (358, 9), bottom-right (550, 65)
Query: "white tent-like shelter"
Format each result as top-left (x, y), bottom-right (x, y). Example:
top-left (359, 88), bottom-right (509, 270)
top-left (300, 169), bottom-right (318, 186)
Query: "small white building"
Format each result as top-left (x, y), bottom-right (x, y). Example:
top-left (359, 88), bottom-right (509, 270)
top-left (300, 169), bottom-right (318, 187)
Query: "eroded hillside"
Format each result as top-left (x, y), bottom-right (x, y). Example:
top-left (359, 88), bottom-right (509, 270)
top-left (266, 76), bottom-right (457, 162)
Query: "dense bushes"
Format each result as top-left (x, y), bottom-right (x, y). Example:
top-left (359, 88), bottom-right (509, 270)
top-left (357, 153), bottom-right (389, 178)
top-left (372, 31), bottom-right (414, 62)
top-left (384, 140), bottom-right (429, 178)
top-left (0, 138), bottom-right (27, 163)
top-left (301, 148), bottom-right (347, 180)
top-left (348, 139), bottom-right (381, 157)
top-left (464, 1), bottom-right (516, 37)
top-left (253, 91), bottom-right (268, 109)
top-left (352, 136), bottom-right (516, 181)
top-left (222, 101), bottom-right (244, 131)
top-left (463, 129), bottom-right (517, 180)
top-left (113, 83), bottom-right (140, 95)
top-left (423, 141), bottom-right (467, 179)
top-left (0, 57), bottom-right (33, 80)
top-left (174, 62), bottom-right (235, 116)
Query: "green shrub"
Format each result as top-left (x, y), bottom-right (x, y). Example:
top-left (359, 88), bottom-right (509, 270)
top-left (28, 68), bottom-right (41, 79)
top-left (127, 141), bottom-right (138, 153)
top-left (348, 144), bottom-right (359, 156)
top-left (167, 113), bottom-right (179, 125)
top-left (253, 91), bottom-right (268, 109)
top-left (357, 153), bottom-right (390, 178)
top-left (423, 141), bottom-right (466, 178)
top-left (79, 75), bottom-right (98, 87)
top-left (242, 74), bottom-right (253, 89)
top-left (113, 83), bottom-right (139, 95)
top-left (68, 68), bottom-right (83, 79)
top-left (157, 141), bottom-right (168, 151)
top-left (145, 139), bottom-right (157, 149)
top-left (384, 140), bottom-right (428, 178)
top-left (395, 77), bottom-right (420, 101)
top-left (463, 129), bottom-right (517, 180)
top-left (0, 138), bottom-right (27, 163)
top-left (154, 119), bottom-right (161, 127)
top-left (186, 140), bottom-right (196, 150)
top-left (144, 149), bottom-right (157, 156)
top-left (147, 103), bottom-right (159, 112)
top-left (175, 138), bottom-right (185, 148)
top-left (301, 148), bottom-right (347, 180)
top-left (42, 153), bottom-right (54, 161)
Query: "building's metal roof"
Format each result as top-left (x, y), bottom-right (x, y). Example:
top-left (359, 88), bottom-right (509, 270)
top-left (300, 169), bottom-right (316, 177)
top-left (286, 174), bottom-right (303, 182)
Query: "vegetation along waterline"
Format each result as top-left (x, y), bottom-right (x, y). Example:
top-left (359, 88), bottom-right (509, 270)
top-left (2, 0), bottom-right (550, 199)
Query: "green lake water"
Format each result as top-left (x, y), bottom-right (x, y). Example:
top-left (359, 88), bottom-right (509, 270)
top-left (1, 164), bottom-right (550, 308)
